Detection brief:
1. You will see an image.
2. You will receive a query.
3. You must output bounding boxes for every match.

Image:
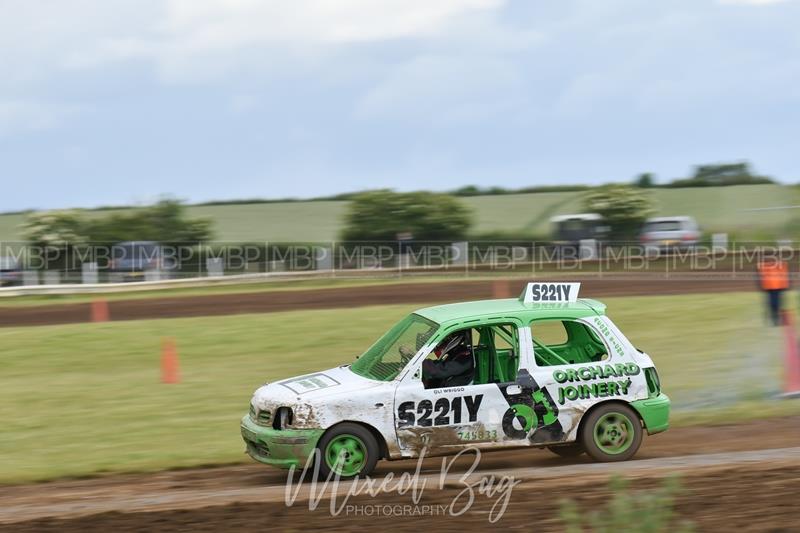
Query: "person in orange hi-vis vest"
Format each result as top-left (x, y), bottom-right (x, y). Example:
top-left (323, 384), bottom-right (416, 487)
top-left (757, 258), bottom-right (790, 326)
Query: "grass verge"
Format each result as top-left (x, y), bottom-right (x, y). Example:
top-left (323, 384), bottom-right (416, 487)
top-left (1, 291), bottom-right (798, 483)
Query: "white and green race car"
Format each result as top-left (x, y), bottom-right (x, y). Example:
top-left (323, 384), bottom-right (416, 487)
top-left (241, 282), bottom-right (670, 478)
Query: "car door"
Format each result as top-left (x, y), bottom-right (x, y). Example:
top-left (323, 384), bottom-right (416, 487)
top-left (391, 321), bottom-right (531, 456)
top-left (528, 316), bottom-right (639, 443)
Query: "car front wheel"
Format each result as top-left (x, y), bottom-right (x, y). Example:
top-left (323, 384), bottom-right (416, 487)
top-left (316, 423), bottom-right (379, 479)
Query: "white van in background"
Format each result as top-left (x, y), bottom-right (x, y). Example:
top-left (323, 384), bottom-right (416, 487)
top-left (640, 216), bottom-right (700, 250)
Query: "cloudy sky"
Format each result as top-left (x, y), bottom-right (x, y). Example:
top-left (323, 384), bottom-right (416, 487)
top-left (1, 0), bottom-right (798, 211)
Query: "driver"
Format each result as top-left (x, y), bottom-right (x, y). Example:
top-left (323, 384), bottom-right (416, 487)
top-left (422, 331), bottom-right (474, 388)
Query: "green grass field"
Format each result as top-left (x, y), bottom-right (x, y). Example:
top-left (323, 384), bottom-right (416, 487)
top-left (2, 185), bottom-right (797, 242)
top-left (1, 291), bottom-right (798, 483)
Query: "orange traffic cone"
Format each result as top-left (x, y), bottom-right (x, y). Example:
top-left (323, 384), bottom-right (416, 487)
top-left (161, 337), bottom-right (180, 384)
top-left (90, 299), bottom-right (109, 322)
top-left (493, 279), bottom-right (511, 298)
top-left (781, 311), bottom-right (800, 398)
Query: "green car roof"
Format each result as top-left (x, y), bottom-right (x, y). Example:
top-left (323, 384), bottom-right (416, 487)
top-left (415, 297), bottom-right (607, 325)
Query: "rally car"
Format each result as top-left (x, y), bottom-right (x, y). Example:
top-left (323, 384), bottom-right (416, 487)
top-left (241, 282), bottom-right (670, 478)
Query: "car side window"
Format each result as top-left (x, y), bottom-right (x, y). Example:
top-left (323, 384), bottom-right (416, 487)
top-left (531, 319), bottom-right (609, 366)
top-left (530, 320), bottom-right (568, 346)
top-left (421, 328), bottom-right (476, 390)
top-left (472, 323), bottom-right (520, 384)
top-left (421, 323), bottom-right (520, 389)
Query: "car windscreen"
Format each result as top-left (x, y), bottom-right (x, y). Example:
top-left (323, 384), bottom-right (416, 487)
top-left (555, 219), bottom-right (602, 241)
top-left (350, 313), bottom-right (438, 382)
top-left (560, 219), bottom-right (589, 231)
top-left (643, 221), bottom-right (684, 232)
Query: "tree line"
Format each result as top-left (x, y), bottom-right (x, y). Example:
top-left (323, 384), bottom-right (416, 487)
top-left (16, 162), bottom-right (777, 246)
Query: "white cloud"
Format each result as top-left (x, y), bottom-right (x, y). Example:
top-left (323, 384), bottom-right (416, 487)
top-left (548, 3), bottom-right (800, 120)
top-left (0, 0), bottom-right (797, 145)
top-left (1, 0), bottom-right (506, 85)
top-left (0, 1), bottom-right (160, 86)
top-left (0, 0), bottom-right (510, 134)
top-left (160, 0), bottom-right (503, 44)
top-left (54, 0), bottom-right (506, 80)
top-left (356, 54), bottom-right (525, 123)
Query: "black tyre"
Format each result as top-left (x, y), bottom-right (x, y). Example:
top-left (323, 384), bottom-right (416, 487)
top-left (547, 443), bottom-right (585, 458)
top-left (581, 403), bottom-right (643, 462)
top-left (316, 423), bottom-right (380, 479)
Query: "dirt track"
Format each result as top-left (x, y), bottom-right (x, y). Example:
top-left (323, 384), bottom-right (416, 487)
top-left (0, 277), bottom-right (758, 327)
top-left (7, 465), bottom-right (797, 532)
top-left (2, 417), bottom-right (799, 531)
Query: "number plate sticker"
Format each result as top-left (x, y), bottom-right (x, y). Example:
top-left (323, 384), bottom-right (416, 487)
top-left (397, 394), bottom-right (483, 428)
top-left (522, 282), bottom-right (580, 303)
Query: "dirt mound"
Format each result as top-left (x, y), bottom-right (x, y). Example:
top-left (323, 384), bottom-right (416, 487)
top-left (0, 277), bottom-right (757, 327)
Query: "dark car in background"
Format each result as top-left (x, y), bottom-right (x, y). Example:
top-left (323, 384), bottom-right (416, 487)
top-left (550, 213), bottom-right (609, 245)
top-left (108, 241), bottom-right (167, 282)
top-left (0, 256), bottom-right (23, 287)
top-left (550, 213), bottom-right (610, 259)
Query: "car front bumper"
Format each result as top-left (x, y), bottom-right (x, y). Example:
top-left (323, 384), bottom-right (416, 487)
top-left (240, 415), bottom-right (324, 469)
top-left (631, 393), bottom-right (670, 435)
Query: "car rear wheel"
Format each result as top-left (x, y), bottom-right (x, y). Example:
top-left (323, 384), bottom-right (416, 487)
top-left (547, 443), bottom-right (585, 458)
top-left (581, 403), bottom-right (642, 462)
top-left (317, 423), bottom-right (379, 479)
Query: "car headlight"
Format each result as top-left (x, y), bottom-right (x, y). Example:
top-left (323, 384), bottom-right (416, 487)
top-left (250, 405), bottom-right (273, 426)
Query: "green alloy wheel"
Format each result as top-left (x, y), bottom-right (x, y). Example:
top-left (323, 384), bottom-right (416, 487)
top-left (326, 435), bottom-right (366, 476)
top-left (317, 423), bottom-right (379, 479)
top-left (581, 403), bottom-right (642, 462)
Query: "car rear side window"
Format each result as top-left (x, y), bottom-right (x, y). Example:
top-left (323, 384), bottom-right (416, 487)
top-left (530, 319), bottom-right (609, 366)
